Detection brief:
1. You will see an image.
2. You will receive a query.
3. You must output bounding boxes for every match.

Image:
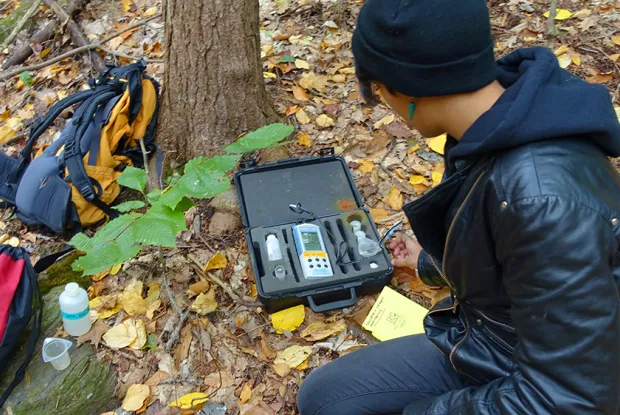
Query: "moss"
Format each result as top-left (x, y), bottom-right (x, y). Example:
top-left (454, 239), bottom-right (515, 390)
top-left (38, 251), bottom-right (90, 296)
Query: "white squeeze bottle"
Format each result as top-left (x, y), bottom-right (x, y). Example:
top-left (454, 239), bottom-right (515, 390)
top-left (59, 283), bottom-right (92, 336)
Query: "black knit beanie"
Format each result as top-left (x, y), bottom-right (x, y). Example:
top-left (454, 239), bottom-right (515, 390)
top-left (352, 0), bottom-right (497, 97)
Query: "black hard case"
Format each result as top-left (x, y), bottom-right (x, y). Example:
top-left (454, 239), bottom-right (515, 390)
top-left (235, 150), bottom-right (393, 313)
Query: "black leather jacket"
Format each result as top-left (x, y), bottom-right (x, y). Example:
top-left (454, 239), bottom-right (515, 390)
top-left (403, 138), bottom-right (620, 414)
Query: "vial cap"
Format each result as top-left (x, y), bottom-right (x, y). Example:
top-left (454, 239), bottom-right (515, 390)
top-left (65, 282), bottom-right (80, 297)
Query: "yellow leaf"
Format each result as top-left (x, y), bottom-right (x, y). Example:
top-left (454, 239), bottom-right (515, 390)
top-left (432, 162), bottom-right (445, 187)
top-left (571, 54), bottom-right (581, 66)
top-left (615, 107), bottom-right (620, 123)
top-left (6, 237), bottom-right (19, 247)
top-left (121, 0), bottom-right (135, 13)
top-left (553, 44), bottom-right (569, 56)
top-left (103, 321), bottom-right (138, 349)
top-left (145, 299), bottom-right (161, 320)
top-left (409, 175), bottom-right (426, 185)
top-left (143, 6), bottom-right (158, 16)
top-left (300, 319), bottom-right (347, 341)
top-left (387, 186), bottom-right (403, 210)
top-left (271, 304), bottom-right (305, 334)
top-left (292, 85), bottom-right (310, 101)
top-left (373, 114), bottom-right (395, 129)
top-left (38, 48), bottom-right (50, 59)
top-left (127, 319), bottom-right (147, 350)
top-left (205, 252), bottom-right (227, 271)
top-left (427, 134), bottom-right (447, 155)
top-left (191, 288), bottom-right (218, 315)
top-left (91, 269), bottom-right (110, 282)
top-left (146, 282), bottom-right (160, 304)
top-left (239, 383), bottom-right (252, 404)
top-left (611, 35), bottom-right (620, 46)
top-left (543, 8), bottom-right (573, 20)
top-left (187, 281), bottom-right (210, 296)
top-left (272, 362), bottom-right (292, 377)
top-left (298, 132), bottom-right (312, 147)
top-left (274, 345), bottom-right (313, 368)
top-left (295, 59), bottom-right (310, 70)
top-left (122, 384), bottom-right (150, 411)
top-left (357, 159), bottom-right (375, 173)
top-left (557, 53), bottom-right (572, 69)
top-left (316, 114), bottom-right (335, 127)
top-left (299, 71), bottom-right (329, 93)
top-left (0, 234), bottom-right (8, 244)
top-left (249, 284), bottom-right (258, 297)
top-left (263, 72), bottom-right (277, 79)
top-left (168, 392), bottom-right (209, 409)
top-left (610, 54), bottom-right (620, 63)
top-left (89, 295), bottom-right (121, 320)
top-left (296, 359), bottom-right (309, 370)
top-left (338, 67), bottom-right (356, 75)
top-left (121, 282), bottom-right (147, 316)
top-left (0, 117), bottom-right (22, 144)
top-left (394, 169), bottom-right (407, 180)
top-left (369, 208), bottom-right (389, 222)
top-left (0, 109), bottom-right (10, 122)
top-left (296, 109), bottom-right (311, 125)
top-left (110, 263), bottom-right (122, 275)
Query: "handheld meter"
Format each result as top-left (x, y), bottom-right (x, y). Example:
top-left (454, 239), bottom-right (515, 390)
top-left (292, 223), bottom-right (333, 278)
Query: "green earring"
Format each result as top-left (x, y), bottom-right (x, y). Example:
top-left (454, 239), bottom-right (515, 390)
top-left (409, 102), bottom-right (416, 120)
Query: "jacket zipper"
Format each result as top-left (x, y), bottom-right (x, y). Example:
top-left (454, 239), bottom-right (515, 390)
top-left (427, 167), bottom-right (489, 373)
top-left (429, 256), bottom-right (459, 312)
top-left (477, 309), bottom-right (516, 333)
top-left (482, 326), bottom-right (515, 354)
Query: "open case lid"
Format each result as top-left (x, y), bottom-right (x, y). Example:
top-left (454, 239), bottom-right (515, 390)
top-left (234, 151), bottom-right (364, 228)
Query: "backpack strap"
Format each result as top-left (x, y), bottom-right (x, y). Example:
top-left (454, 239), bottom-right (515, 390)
top-left (0, 256), bottom-right (42, 408)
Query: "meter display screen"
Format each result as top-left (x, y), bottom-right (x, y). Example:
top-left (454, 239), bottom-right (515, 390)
top-left (301, 231), bottom-right (322, 251)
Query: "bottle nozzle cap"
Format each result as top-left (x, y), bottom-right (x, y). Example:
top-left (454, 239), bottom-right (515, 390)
top-left (65, 282), bottom-right (80, 296)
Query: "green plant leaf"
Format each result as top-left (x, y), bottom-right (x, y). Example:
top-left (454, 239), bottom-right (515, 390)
top-left (19, 71), bottom-right (33, 86)
top-left (113, 200), bottom-right (146, 212)
top-left (279, 55), bottom-right (296, 63)
top-left (130, 204), bottom-right (187, 247)
top-left (69, 233), bottom-right (94, 252)
top-left (147, 189), bottom-right (162, 204)
top-left (175, 196), bottom-right (196, 212)
top-left (224, 123), bottom-right (294, 154)
top-left (71, 242), bottom-right (141, 275)
top-left (117, 166), bottom-right (147, 191)
top-left (158, 184), bottom-right (187, 210)
top-left (189, 155), bottom-right (240, 173)
top-left (144, 333), bottom-right (158, 350)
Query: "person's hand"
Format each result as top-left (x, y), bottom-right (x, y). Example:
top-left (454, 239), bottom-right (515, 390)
top-left (388, 233), bottom-right (423, 269)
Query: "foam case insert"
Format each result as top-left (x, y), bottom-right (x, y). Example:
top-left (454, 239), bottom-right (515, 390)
top-left (235, 152), bottom-right (393, 313)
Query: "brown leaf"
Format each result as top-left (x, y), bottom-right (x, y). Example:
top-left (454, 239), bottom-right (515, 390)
top-left (296, 109), bottom-right (311, 125)
top-left (239, 382), bottom-right (253, 404)
top-left (187, 280), bottom-right (210, 296)
top-left (300, 319), bottom-right (347, 341)
top-left (387, 186), bottom-right (403, 210)
top-left (77, 319), bottom-right (109, 347)
top-left (260, 337), bottom-right (277, 360)
top-left (122, 384), bottom-right (150, 411)
top-left (292, 86), bottom-right (310, 101)
top-left (385, 122), bottom-right (411, 138)
top-left (175, 324), bottom-right (193, 365)
top-left (298, 132), bottom-right (312, 147)
top-left (191, 288), bottom-right (218, 315)
top-left (272, 363), bottom-right (292, 377)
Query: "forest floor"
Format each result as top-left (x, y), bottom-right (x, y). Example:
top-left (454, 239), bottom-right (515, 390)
top-left (0, 0), bottom-right (619, 414)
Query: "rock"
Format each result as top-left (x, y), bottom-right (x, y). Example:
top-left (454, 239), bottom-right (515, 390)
top-left (260, 146), bottom-right (290, 163)
top-left (208, 212), bottom-right (241, 235)
top-left (0, 286), bottom-right (118, 415)
top-left (209, 188), bottom-right (240, 213)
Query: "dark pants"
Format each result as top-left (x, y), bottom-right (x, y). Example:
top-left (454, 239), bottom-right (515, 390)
top-left (297, 334), bottom-right (472, 415)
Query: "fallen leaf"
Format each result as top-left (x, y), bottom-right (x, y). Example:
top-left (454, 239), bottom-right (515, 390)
top-left (586, 71), bottom-right (613, 84)
top-left (110, 263), bottom-right (122, 275)
top-left (249, 284), bottom-right (258, 297)
top-left (175, 324), bottom-right (193, 365)
top-left (271, 304), bottom-right (305, 334)
top-left (553, 44), bottom-right (569, 56)
top-left (240, 383), bottom-right (253, 404)
top-left (121, 0), bottom-right (136, 13)
top-left (571, 54), bottom-right (581, 66)
top-left (557, 53), bottom-right (572, 69)
top-left (296, 109), bottom-right (311, 124)
top-left (103, 320), bottom-right (138, 349)
top-left (578, 16), bottom-right (597, 31)
top-left (409, 175), bottom-right (426, 185)
top-left (0, 109), bottom-right (9, 122)
top-left (292, 85), bottom-right (309, 101)
top-left (370, 208), bottom-right (389, 222)
top-left (205, 252), bottom-right (227, 271)
top-left (373, 114), bottom-right (395, 129)
top-left (299, 72), bottom-right (329, 93)
top-left (610, 54), bottom-right (620, 63)
top-left (77, 319), bottom-right (109, 347)
top-left (146, 283), bottom-right (160, 304)
top-left (0, 117), bottom-right (23, 144)
top-left (357, 159), bottom-right (374, 173)
top-left (145, 299), bottom-right (161, 320)
top-left (300, 319), bottom-right (346, 341)
top-left (122, 384), bottom-right (150, 411)
top-left (6, 237), bottom-right (19, 247)
top-left (92, 269), bottom-right (111, 282)
top-left (432, 162), bottom-right (445, 187)
top-left (143, 6), bottom-right (158, 16)
top-left (427, 134), bottom-right (447, 155)
top-left (572, 8), bottom-right (592, 19)
top-left (298, 132), bottom-right (312, 147)
top-left (128, 319), bottom-right (147, 350)
top-left (263, 72), bottom-right (277, 79)
top-left (316, 114), bottom-right (335, 127)
top-left (187, 281), bottom-right (210, 296)
top-left (612, 36), bottom-right (620, 47)
top-left (122, 289), bottom-right (147, 316)
top-left (145, 370), bottom-right (170, 386)
top-left (294, 59), bottom-right (310, 70)
top-left (0, 234), bottom-right (8, 244)
top-left (387, 186), bottom-right (403, 210)
top-left (285, 106), bottom-right (299, 116)
top-left (90, 295), bottom-right (121, 320)
top-left (272, 363), bottom-right (291, 377)
top-left (274, 345), bottom-right (313, 368)
top-left (260, 337), bottom-right (277, 360)
top-left (168, 392), bottom-right (208, 409)
top-left (191, 288), bottom-right (218, 315)
top-left (543, 8), bottom-right (572, 20)
top-left (615, 107), bottom-right (620, 123)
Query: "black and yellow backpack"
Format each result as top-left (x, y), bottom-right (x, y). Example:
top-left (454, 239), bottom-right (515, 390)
top-left (0, 61), bottom-right (159, 234)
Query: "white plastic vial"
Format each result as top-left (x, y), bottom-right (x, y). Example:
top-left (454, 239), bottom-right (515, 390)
top-left (266, 234), bottom-right (283, 261)
top-left (59, 283), bottom-right (92, 336)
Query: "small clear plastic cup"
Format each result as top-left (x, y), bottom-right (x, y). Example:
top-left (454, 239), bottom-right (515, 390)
top-left (42, 338), bottom-right (73, 370)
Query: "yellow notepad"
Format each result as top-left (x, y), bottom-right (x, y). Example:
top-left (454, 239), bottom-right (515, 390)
top-left (362, 286), bottom-right (428, 341)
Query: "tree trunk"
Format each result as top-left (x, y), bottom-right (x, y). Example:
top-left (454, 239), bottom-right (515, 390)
top-left (158, 0), bottom-right (277, 162)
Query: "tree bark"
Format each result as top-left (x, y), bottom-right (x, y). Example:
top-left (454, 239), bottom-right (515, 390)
top-left (158, 0), bottom-right (277, 162)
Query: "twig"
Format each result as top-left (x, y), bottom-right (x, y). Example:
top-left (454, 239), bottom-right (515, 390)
top-left (188, 254), bottom-right (255, 307)
top-left (42, 0), bottom-right (105, 72)
top-left (99, 46), bottom-right (164, 63)
top-left (161, 248), bottom-right (183, 316)
top-left (577, 45), bottom-right (620, 74)
top-left (0, 0), bottom-right (42, 51)
top-left (158, 377), bottom-right (201, 387)
top-left (0, 13), bottom-right (161, 81)
top-left (546, 0), bottom-right (559, 48)
top-left (165, 309), bottom-right (189, 351)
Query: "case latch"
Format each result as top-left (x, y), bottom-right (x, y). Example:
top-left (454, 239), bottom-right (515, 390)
top-left (319, 147), bottom-right (335, 157)
top-left (240, 157), bottom-right (258, 169)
